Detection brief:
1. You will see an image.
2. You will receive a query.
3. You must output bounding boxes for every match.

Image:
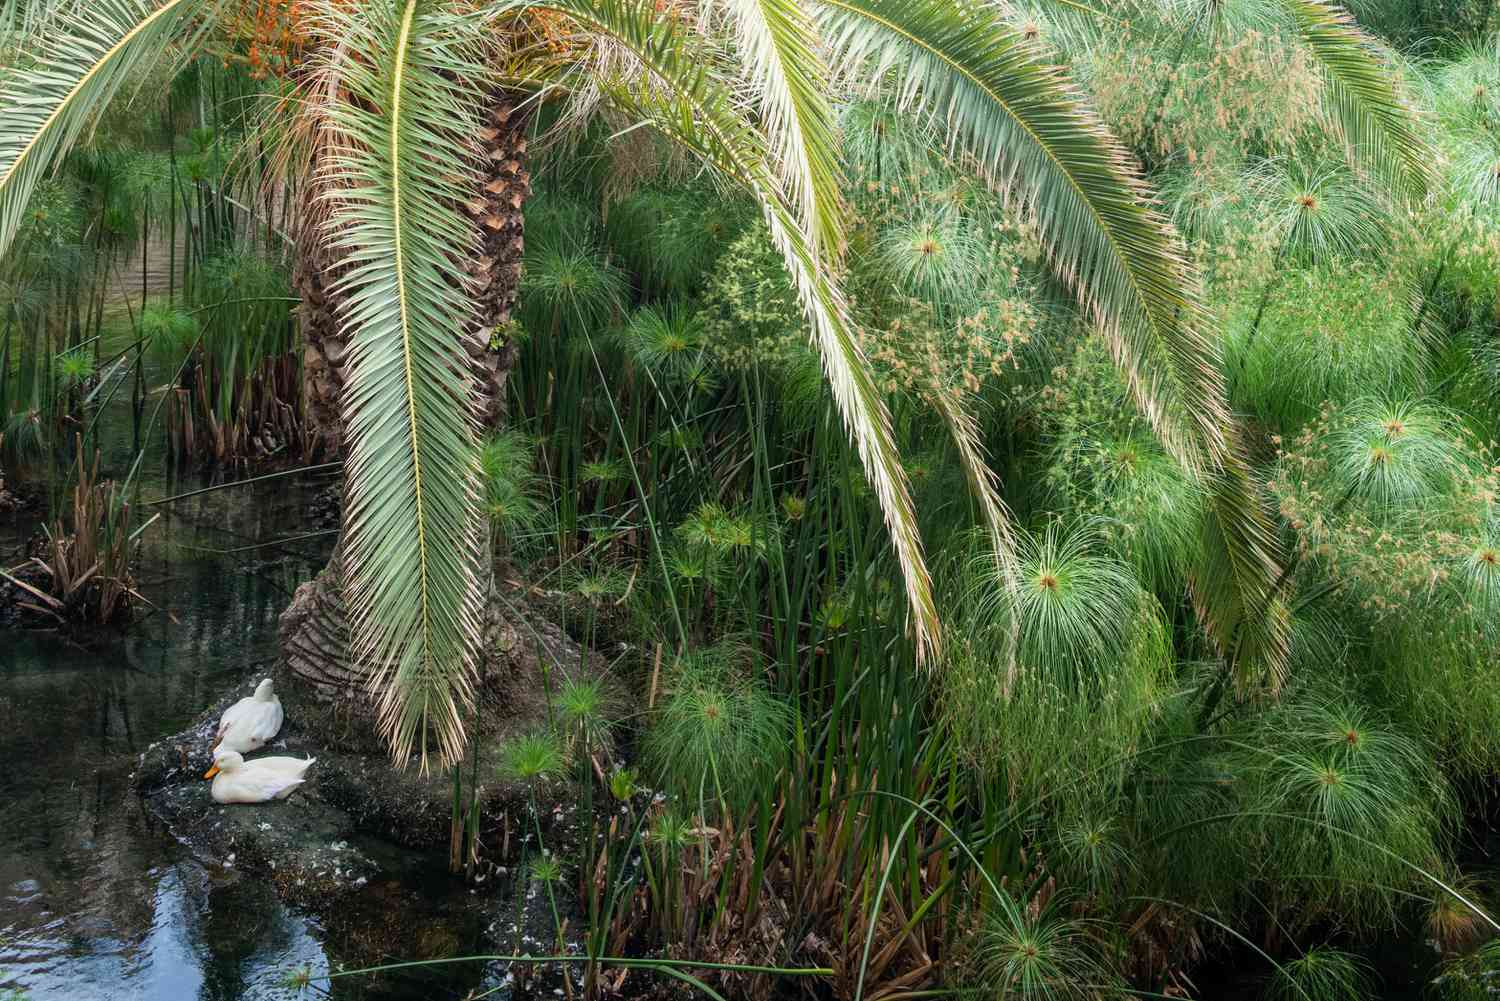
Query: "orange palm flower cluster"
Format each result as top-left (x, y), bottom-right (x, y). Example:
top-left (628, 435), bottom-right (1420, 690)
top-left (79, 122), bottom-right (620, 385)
top-left (221, 0), bottom-right (311, 79)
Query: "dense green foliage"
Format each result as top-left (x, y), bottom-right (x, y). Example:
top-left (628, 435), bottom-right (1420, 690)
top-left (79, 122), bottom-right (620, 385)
top-left (493, 5), bottom-right (1500, 995)
top-left (5, 0), bottom-right (1500, 998)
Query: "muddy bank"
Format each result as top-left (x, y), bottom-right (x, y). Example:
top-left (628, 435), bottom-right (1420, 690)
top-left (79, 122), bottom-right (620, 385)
top-left (0, 485), bottom-right (28, 517)
top-left (0, 462), bottom-right (40, 515)
top-left (0, 478), bottom-right (44, 628)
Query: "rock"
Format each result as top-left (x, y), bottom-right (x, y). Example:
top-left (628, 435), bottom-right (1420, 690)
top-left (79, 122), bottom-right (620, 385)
top-left (134, 573), bottom-right (607, 887)
top-left (133, 674), bottom-right (601, 988)
top-left (132, 570), bottom-right (619, 992)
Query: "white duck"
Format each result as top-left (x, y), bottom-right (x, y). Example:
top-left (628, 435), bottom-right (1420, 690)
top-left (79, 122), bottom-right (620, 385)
top-left (214, 678), bottom-right (284, 753)
top-left (203, 749), bottom-right (315, 804)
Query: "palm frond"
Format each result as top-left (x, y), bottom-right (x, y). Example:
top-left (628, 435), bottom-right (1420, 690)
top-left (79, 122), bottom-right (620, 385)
top-left (311, 0), bottom-right (490, 770)
top-left (0, 0), bottom-right (207, 262)
top-left (1, 0), bottom-right (55, 39)
top-left (1196, 456), bottom-right (1292, 694)
top-left (814, 0), bottom-right (1288, 681)
top-left (931, 389), bottom-right (1019, 685)
top-left (704, 0), bottom-right (846, 258)
top-left (1272, 0), bottom-right (1433, 202)
top-left (528, 0), bottom-right (941, 658)
top-left (815, 0), bottom-right (1224, 474)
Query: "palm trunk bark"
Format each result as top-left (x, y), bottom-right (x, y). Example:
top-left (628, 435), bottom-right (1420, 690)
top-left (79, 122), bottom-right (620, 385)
top-left (462, 95), bottom-right (532, 431)
top-left (292, 186), bottom-right (347, 459)
top-left (280, 93), bottom-right (533, 721)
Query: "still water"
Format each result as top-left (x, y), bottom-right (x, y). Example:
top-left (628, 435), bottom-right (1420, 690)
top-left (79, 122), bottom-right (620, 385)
top-left (0, 418), bottom-right (506, 998)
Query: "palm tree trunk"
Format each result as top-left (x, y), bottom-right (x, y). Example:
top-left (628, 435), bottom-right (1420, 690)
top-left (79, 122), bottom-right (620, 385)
top-left (462, 94), bottom-right (532, 432)
top-left (279, 93), bottom-right (533, 721)
top-left (278, 539), bottom-right (354, 695)
top-left (291, 185), bottom-right (347, 459)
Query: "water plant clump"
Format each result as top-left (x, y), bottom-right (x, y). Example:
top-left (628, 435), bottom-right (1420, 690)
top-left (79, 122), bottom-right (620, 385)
top-left (2, 440), bottom-right (151, 626)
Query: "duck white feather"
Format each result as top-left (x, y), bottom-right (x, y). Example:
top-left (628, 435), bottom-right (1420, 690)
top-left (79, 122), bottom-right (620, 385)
top-left (214, 678), bottom-right (284, 753)
top-left (204, 749), bottom-right (314, 804)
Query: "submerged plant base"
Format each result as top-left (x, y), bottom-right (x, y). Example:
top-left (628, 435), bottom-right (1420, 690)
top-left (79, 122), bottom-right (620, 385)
top-left (0, 481), bottom-right (29, 516)
top-left (2, 447), bottom-right (150, 627)
top-left (163, 351), bottom-right (317, 469)
top-left (0, 556), bottom-right (54, 629)
top-left (1, 530), bottom-right (141, 628)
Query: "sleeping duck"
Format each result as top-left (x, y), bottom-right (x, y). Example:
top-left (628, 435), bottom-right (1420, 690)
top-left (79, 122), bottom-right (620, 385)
top-left (214, 678), bottom-right (284, 753)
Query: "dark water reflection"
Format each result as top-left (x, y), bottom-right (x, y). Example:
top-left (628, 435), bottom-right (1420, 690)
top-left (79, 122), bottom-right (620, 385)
top-left (1, 391), bottom-right (507, 999)
top-left (0, 435), bottom-right (333, 999)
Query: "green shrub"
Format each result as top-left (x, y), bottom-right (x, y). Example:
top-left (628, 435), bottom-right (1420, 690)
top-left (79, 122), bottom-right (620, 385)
top-left (643, 641), bottom-right (791, 816)
top-left (1225, 267), bottom-right (1425, 433)
top-left (1264, 946), bottom-right (1377, 1001)
top-left (944, 522), bottom-right (1172, 810)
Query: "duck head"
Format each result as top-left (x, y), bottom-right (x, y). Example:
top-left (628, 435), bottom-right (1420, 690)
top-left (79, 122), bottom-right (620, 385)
top-left (253, 678), bottom-right (276, 701)
top-left (203, 749), bottom-right (244, 779)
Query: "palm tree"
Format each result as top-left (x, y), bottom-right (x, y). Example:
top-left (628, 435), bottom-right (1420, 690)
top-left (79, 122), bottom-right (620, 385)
top-left (0, 0), bottom-right (1424, 769)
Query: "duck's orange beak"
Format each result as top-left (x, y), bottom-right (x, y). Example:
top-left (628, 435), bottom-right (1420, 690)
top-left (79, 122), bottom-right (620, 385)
top-left (203, 765), bottom-right (220, 779)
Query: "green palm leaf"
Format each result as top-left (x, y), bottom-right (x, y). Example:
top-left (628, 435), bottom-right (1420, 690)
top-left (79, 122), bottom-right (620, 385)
top-left (815, 0), bottom-right (1224, 472)
top-left (1272, 0), bottom-right (1432, 202)
top-left (932, 388), bottom-right (1021, 686)
top-left (815, 0), bottom-right (1288, 683)
top-left (1196, 455), bottom-right (1292, 693)
top-left (530, 0), bottom-right (941, 657)
top-left (313, 0), bottom-right (490, 769)
top-left (707, 0), bottom-right (847, 258)
top-left (0, 0), bottom-right (207, 262)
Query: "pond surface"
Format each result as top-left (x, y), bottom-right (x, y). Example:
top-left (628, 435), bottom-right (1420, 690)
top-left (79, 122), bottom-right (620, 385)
top-left (0, 394), bottom-right (511, 999)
